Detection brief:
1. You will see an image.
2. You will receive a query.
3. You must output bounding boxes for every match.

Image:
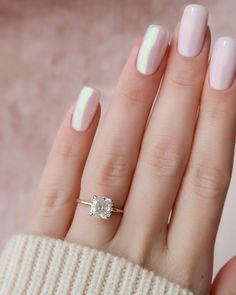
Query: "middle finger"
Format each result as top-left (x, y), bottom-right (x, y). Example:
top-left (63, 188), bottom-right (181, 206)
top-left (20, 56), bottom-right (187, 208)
top-left (115, 5), bottom-right (210, 264)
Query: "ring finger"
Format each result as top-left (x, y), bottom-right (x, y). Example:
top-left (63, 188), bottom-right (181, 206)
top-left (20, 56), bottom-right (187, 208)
top-left (66, 25), bottom-right (170, 248)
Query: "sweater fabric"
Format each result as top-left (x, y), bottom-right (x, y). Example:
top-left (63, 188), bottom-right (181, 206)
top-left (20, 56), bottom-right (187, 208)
top-left (0, 234), bottom-right (194, 295)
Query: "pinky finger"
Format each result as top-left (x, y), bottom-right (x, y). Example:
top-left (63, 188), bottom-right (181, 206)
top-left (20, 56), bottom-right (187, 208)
top-left (25, 86), bottom-right (100, 239)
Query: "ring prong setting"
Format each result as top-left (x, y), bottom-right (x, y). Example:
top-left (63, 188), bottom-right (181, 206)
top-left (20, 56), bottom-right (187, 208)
top-left (90, 195), bottom-right (113, 219)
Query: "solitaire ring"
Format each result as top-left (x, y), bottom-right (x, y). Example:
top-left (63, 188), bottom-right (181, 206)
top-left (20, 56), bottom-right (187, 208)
top-left (77, 195), bottom-right (123, 220)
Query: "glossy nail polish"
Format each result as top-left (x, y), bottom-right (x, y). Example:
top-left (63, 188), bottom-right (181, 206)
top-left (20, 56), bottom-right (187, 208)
top-left (136, 25), bottom-right (169, 75)
top-left (209, 37), bottom-right (236, 90)
top-left (72, 86), bottom-right (100, 132)
top-left (178, 4), bottom-right (208, 57)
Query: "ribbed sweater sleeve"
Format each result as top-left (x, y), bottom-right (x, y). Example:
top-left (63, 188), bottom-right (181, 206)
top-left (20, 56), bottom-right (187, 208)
top-left (0, 234), bottom-right (194, 295)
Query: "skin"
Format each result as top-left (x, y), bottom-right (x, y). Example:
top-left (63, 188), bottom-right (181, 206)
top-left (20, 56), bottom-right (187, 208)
top-left (25, 22), bottom-right (236, 295)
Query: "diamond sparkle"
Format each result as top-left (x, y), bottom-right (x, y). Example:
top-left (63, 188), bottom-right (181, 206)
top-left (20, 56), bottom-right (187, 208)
top-left (90, 196), bottom-right (113, 219)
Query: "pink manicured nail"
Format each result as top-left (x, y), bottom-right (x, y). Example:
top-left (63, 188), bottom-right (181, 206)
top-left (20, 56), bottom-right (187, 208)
top-left (178, 4), bottom-right (208, 57)
top-left (72, 86), bottom-right (100, 132)
top-left (136, 25), bottom-right (169, 75)
top-left (209, 37), bottom-right (236, 90)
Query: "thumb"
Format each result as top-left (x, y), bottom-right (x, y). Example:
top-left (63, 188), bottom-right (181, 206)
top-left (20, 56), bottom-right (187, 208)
top-left (211, 256), bottom-right (236, 295)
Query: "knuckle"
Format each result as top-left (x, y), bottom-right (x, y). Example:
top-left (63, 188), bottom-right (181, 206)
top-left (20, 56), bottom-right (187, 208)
top-left (169, 64), bottom-right (202, 89)
top-left (36, 186), bottom-right (76, 218)
top-left (204, 100), bottom-right (229, 121)
top-left (170, 74), bottom-right (197, 88)
top-left (188, 162), bottom-right (231, 199)
top-left (94, 151), bottom-right (132, 187)
top-left (144, 137), bottom-right (185, 177)
top-left (54, 142), bottom-right (79, 160)
top-left (119, 88), bottom-right (146, 107)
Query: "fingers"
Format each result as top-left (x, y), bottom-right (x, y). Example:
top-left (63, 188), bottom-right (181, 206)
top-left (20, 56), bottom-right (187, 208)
top-left (212, 256), bottom-right (236, 295)
top-left (66, 26), bottom-right (170, 247)
top-left (168, 37), bottom-right (236, 253)
top-left (115, 5), bottom-right (210, 263)
top-left (26, 87), bottom-right (100, 238)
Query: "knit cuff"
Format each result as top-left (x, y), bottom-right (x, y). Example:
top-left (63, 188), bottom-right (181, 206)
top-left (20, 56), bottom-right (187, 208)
top-left (0, 234), bottom-right (194, 295)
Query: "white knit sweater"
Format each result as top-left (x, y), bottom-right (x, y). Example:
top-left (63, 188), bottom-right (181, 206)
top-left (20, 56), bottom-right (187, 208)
top-left (0, 234), bottom-right (194, 295)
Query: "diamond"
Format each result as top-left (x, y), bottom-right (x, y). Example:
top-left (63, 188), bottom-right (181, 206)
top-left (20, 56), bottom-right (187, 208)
top-left (90, 196), bottom-right (113, 219)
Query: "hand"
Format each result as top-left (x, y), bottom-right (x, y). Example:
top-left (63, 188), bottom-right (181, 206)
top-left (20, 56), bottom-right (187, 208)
top-left (25, 5), bottom-right (236, 295)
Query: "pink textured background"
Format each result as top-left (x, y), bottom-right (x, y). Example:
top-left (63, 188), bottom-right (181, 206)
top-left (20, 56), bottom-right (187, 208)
top-left (0, 0), bottom-right (235, 276)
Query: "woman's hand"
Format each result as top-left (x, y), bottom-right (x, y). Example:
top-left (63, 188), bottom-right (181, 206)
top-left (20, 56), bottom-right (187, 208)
top-left (25, 4), bottom-right (236, 295)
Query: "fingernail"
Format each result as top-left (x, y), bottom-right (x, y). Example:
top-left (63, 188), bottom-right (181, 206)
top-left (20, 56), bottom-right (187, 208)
top-left (209, 37), bottom-right (236, 90)
top-left (72, 86), bottom-right (100, 132)
top-left (178, 4), bottom-right (208, 57)
top-left (136, 25), bottom-right (169, 75)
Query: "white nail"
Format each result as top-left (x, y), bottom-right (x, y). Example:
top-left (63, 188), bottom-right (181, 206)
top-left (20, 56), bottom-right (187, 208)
top-left (72, 86), bottom-right (100, 132)
top-left (136, 25), bottom-right (169, 75)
